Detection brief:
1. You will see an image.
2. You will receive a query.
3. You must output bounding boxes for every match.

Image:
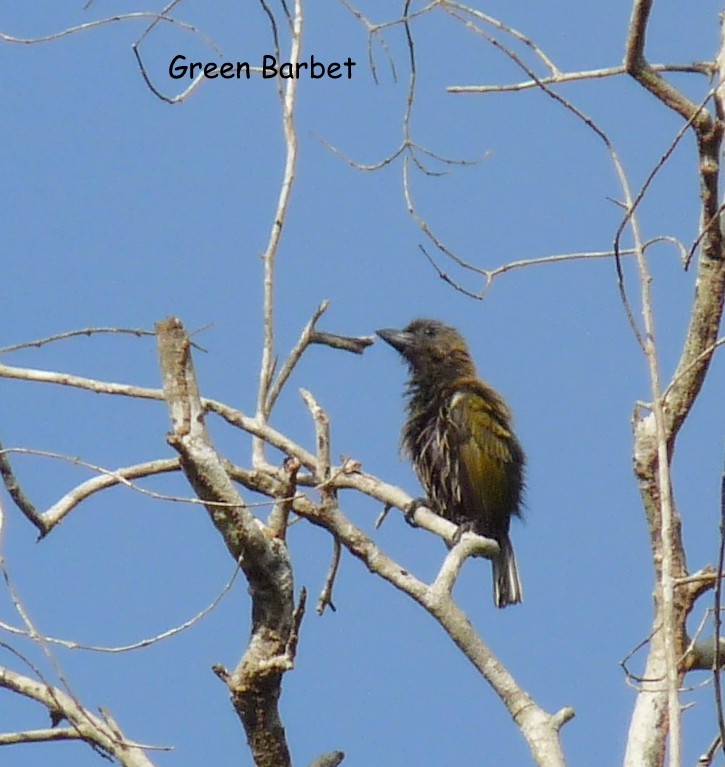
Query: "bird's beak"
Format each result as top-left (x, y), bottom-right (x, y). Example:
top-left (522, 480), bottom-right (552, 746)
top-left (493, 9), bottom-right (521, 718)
top-left (376, 328), bottom-right (413, 354)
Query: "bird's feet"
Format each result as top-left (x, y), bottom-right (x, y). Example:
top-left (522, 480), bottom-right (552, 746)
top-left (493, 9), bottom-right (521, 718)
top-left (404, 497), bottom-right (431, 528)
top-left (450, 520), bottom-right (476, 546)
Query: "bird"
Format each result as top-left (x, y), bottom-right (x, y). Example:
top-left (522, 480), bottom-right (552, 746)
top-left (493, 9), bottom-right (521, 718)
top-left (376, 318), bottom-right (525, 608)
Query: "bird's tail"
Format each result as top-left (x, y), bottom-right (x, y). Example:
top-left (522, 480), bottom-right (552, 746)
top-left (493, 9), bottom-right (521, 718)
top-left (492, 535), bottom-right (522, 608)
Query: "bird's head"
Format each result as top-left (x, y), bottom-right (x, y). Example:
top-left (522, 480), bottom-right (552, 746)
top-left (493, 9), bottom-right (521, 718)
top-left (376, 319), bottom-right (476, 382)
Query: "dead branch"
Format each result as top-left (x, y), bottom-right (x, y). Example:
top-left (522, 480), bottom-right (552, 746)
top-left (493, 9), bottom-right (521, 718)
top-left (0, 357), bottom-right (474, 539)
top-left (266, 301), bottom-right (330, 413)
top-left (309, 751), bottom-right (345, 767)
top-left (0, 438), bottom-right (44, 533)
top-left (0, 12), bottom-right (210, 47)
top-left (291, 496), bottom-right (573, 766)
top-left (156, 316), bottom-right (298, 767)
top-left (300, 389), bottom-right (331, 483)
top-left (429, 532), bottom-right (498, 600)
top-left (310, 330), bottom-right (374, 354)
top-left (0, 728), bottom-right (82, 745)
top-left (448, 62), bottom-right (713, 94)
top-left (254, 0), bottom-right (304, 468)
top-left (316, 537), bottom-right (341, 614)
top-left (208, 446), bottom-right (572, 763)
top-left (267, 456), bottom-right (300, 538)
top-left (0, 360), bottom-right (164, 399)
top-left (42, 458), bottom-right (180, 534)
top-left (715, 457), bottom-right (725, 752)
top-left (0, 448), bottom-right (181, 537)
top-left (0, 326), bottom-right (153, 355)
top-left (622, 4), bottom-right (725, 766)
top-left (0, 666), bottom-right (159, 765)
top-left (0, 564), bottom-right (240, 654)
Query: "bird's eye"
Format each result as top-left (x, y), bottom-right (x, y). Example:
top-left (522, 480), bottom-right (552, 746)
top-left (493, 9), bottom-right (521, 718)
top-left (423, 326), bottom-right (437, 338)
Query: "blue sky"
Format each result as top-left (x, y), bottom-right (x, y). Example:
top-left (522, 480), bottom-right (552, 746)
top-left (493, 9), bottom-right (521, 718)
top-left (1, 2), bottom-right (724, 766)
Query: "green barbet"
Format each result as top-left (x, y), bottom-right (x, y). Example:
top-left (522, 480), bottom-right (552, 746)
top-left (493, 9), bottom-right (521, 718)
top-left (377, 318), bottom-right (525, 608)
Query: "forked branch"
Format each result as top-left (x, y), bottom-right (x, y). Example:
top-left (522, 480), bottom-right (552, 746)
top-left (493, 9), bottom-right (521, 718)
top-left (156, 316), bottom-right (298, 767)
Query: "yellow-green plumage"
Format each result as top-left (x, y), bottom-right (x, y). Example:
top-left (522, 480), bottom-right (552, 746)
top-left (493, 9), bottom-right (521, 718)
top-left (377, 319), bottom-right (525, 608)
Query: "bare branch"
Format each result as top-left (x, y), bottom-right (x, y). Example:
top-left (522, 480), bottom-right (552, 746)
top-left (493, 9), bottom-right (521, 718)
top-left (0, 667), bottom-right (159, 765)
top-left (0, 448), bottom-right (183, 537)
top-left (254, 0), bottom-right (304, 467)
top-left (625, 0), bottom-right (714, 129)
top-left (682, 639), bottom-right (725, 672)
top-left (310, 330), bottom-right (374, 354)
top-left (429, 532), bottom-right (498, 600)
top-left (0, 438), bottom-right (44, 533)
top-left (448, 62), bottom-right (713, 94)
top-left (699, 736), bottom-right (723, 767)
top-left (267, 456), bottom-right (300, 538)
top-left (0, 360), bottom-right (164, 399)
top-left (374, 503), bottom-right (393, 529)
top-left (622, 4), bottom-right (725, 766)
top-left (156, 316), bottom-right (296, 767)
top-left (0, 361), bottom-right (320, 471)
top-left (0, 326), bottom-right (153, 355)
top-left (421, 242), bottom-right (640, 300)
top-left (292, 498), bottom-right (573, 766)
top-left (662, 337), bottom-right (725, 405)
top-left (423, 2), bottom-right (649, 316)
top-left (316, 537), bottom-right (341, 615)
top-left (0, 551), bottom-right (167, 760)
top-left (309, 752), bottom-right (345, 767)
top-left (266, 301), bottom-right (330, 413)
top-left (0, 12), bottom-right (211, 47)
top-left (716, 456), bottom-right (725, 751)
top-left (613, 87), bottom-right (716, 277)
top-left (0, 728), bottom-right (83, 745)
top-left (42, 458), bottom-right (180, 534)
top-left (132, 45), bottom-right (206, 104)
top-left (300, 389), bottom-right (331, 483)
top-left (287, 587), bottom-right (307, 663)
top-left (129, 0), bottom-right (224, 103)
top-left (551, 708), bottom-right (576, 732)
top-left (441, 2), bottom-right (561, 75)
top-left (0, 564), bottom-right (241, 654)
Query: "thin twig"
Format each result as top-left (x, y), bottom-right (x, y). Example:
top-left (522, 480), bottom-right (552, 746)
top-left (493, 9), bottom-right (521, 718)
top-left (316, 537), bottom-right (341, 614)
top-left (375, 503), bottom-right (393, 528)
top-left (448, 62), bottom-right (713, 94)
top-left (715, 453), bottom-right (725, 755)
top-left (0, 560), bottom-right (166, 757)
top-left (442, 1), bottom-right (561, 75)
top-left (0, 327), bottom-right (154, 355)
top-left (0, 563), bottom-right (241, 654)
top-left (254, 0), bottom-right (303, 469)
top-left (266, 301), bottom-right (330, 413)
top-left (42, 457), bottom-right (180, 534)
top-left (0, 11), bottom-right (211, 46)
top-left (685, 199), bottom-right (725, 270)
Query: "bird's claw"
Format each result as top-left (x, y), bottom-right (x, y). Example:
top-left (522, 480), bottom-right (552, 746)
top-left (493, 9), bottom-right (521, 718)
top-left (450, 520), bottom-right (476, 546)
top-left (404, 497), bottom-right (431, 528)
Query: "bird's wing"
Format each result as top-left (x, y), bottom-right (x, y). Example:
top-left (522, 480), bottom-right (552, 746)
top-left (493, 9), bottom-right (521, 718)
top-left (449, 388), bottom-right (516, 532)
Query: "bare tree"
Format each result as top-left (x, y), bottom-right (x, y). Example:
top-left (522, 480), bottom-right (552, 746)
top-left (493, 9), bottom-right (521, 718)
top-left (0, 3), bottom-right (724, 767)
